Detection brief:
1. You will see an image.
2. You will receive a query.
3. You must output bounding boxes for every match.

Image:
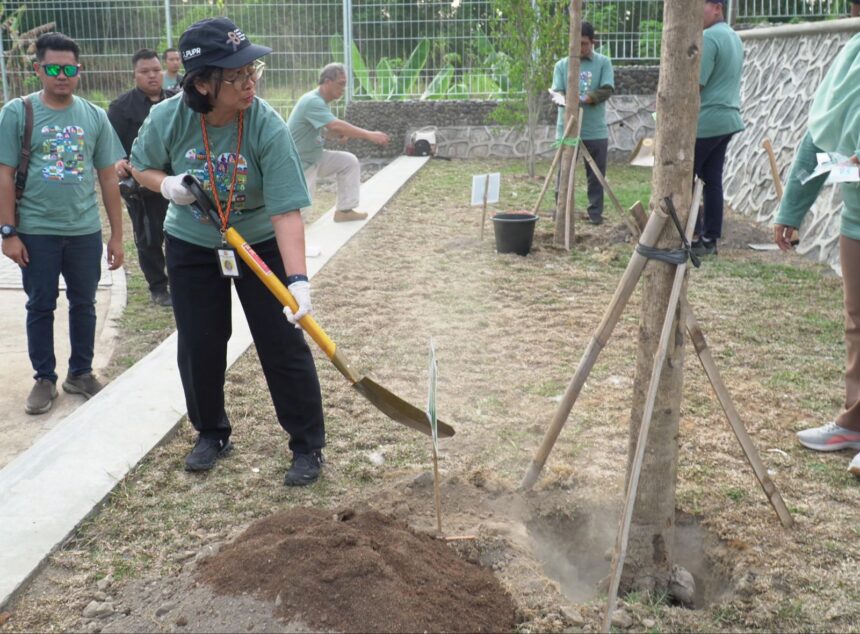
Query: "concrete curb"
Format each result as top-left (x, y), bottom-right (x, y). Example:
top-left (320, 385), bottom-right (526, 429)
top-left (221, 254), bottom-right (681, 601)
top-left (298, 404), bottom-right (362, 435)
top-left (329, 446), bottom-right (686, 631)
top-left (0, 156), bottom-right (430, 610)
top-left (93, 263), bottom-right (128, 373)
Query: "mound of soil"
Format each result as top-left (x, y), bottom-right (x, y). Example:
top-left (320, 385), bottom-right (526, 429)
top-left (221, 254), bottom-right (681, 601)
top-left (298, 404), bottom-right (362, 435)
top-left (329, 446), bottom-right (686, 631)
top-left (196, 508), bottom-right (518, 633)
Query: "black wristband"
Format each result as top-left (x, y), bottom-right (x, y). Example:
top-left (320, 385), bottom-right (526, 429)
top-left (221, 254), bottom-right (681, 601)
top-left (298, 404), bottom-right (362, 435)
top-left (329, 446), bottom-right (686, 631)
top-left (286, 274), bottom-right (308, 285)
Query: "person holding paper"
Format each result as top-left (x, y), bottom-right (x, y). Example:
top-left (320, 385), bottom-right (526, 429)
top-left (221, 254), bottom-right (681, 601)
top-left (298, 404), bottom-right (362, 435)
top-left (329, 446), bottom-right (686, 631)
top-left (551, 21), bottom-right (614, 225)
top-left (772, 33), bottom-right (860, 477)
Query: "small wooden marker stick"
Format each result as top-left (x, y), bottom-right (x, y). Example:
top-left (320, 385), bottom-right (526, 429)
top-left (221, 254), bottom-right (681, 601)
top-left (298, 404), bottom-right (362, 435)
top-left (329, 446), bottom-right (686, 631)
top-left (479, 173), bottom-right (491, 241)
top-left (432, 446), bottom-right (443, 534)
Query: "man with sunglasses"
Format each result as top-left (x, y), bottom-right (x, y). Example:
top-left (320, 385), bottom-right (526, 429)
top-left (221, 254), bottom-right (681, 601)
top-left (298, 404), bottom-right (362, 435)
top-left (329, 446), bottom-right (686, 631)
top-left (108, 48), bottom-right (175, 307)
top-left (0, 32), bottom-right (125, 415)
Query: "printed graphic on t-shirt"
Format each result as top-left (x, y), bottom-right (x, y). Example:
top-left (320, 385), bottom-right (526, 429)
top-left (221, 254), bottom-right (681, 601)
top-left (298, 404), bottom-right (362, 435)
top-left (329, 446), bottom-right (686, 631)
top-left (40, 125), bottom-right (87, 183)
top-left (579, 71), bottom-right (593, 96)
top-left (184, 148), bottom-right (249, 222)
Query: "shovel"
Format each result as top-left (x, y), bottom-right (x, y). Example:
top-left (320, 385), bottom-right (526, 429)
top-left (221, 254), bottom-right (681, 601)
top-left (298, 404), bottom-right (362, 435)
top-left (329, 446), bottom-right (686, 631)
top-left (182, 174), bottom-right (454, 439)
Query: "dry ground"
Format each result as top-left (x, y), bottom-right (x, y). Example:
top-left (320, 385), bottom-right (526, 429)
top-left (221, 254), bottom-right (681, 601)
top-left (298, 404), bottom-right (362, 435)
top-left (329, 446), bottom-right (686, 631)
top-left (2, 159), bottom-right (858, 633)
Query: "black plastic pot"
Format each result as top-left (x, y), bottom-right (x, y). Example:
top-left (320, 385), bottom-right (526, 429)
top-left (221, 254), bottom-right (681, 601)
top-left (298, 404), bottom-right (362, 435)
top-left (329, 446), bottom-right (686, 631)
top-left (491, 213), bottom-right (539, 256)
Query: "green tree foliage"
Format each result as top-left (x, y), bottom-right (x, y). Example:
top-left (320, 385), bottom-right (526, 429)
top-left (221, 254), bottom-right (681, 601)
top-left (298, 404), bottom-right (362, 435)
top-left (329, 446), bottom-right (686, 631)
top-left (489, 0), bottom-right (568, 176)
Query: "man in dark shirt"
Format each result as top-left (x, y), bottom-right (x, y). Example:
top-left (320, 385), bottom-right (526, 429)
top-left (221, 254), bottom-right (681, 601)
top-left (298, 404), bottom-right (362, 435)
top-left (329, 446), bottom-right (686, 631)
top-left (108, 48), bottom-right (174, 306)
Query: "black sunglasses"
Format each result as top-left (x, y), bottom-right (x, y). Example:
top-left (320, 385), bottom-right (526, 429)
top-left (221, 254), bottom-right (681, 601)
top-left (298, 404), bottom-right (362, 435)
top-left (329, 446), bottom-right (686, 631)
top-left (42, 63), bottom-right (81, 78)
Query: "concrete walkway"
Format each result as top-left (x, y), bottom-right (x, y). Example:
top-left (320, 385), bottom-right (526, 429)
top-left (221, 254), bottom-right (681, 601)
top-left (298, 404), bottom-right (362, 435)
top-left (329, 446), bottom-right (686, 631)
top-left (0, 156), bottom-right (429, 610)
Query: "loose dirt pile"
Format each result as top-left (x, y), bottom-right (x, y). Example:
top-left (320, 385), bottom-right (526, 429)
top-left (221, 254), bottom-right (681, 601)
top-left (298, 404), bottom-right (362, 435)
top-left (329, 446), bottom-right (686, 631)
top-left (196, 507), bottom-right (517, 633)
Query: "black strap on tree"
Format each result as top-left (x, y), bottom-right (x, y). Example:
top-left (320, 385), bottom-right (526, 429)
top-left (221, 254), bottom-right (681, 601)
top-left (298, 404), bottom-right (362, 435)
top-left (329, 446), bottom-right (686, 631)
top-left (635, 196), bottom-right (701, 269)
top-left (15, 96), bottom-right (34, 201)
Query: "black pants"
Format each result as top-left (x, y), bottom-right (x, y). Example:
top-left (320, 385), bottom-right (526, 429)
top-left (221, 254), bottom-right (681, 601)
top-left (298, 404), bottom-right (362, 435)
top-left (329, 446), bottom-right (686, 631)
top-left (583, 138), bottom-right (608, 220)
top-left (125, 193), bottom-right (168, 293)
top-left (693, 133), bottom-right (735, 241)
top-left (165, 233), bottom-right (325, 455)
top-left (554, 138), bottom-right (608, 220)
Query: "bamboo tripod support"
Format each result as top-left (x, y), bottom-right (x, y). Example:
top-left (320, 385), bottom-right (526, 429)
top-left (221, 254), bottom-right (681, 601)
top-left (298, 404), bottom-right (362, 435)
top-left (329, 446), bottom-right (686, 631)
top-left (518, 171), bottom-right (794, 629)
top-left (532, 114), bottom-right (578, 217)
top-left (520, 178), bottom-right (793, 528)
top-left (602, 197), bottom-right (699, 633)
top-left (563, 108), bottom-right (585, 252)
top-left (519, 204), bottom-right (672, 491)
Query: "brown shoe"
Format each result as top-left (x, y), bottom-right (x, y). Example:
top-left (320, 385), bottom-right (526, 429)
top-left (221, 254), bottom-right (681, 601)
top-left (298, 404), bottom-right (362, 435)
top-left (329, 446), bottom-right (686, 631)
top-left (62, 372), bottom-right (104, 399)
top-left (26, 378), bottom-right (58, 415)
top-left (333, 209), bottom-right (368, 223)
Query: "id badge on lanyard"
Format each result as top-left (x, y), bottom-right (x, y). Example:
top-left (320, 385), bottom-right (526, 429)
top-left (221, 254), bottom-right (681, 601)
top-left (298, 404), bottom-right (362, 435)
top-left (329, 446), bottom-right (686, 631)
top-left (216, 247), bottom-right (241, 278)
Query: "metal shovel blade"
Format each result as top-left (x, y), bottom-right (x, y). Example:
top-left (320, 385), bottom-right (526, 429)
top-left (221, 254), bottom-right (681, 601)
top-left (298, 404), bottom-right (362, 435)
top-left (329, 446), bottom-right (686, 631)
top-left (353, 376), bottom-right (455, 438)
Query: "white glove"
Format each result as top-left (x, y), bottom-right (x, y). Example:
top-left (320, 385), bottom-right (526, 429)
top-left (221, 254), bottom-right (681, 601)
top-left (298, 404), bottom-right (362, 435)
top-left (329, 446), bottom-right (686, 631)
top-left (159, 174), bottom-right (196, 205)
top-left (283, 280), bottom-right (312, 328)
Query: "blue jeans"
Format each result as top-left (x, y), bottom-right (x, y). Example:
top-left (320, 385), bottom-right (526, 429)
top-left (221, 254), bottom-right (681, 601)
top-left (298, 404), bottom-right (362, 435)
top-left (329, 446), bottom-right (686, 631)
top-left (19, 231), bottom-right (103, 383)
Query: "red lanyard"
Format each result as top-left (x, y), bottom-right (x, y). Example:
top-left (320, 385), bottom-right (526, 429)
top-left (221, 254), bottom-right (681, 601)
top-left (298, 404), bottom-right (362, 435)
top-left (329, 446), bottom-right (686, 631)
top-left (199, 111), bottom-right (244, 233)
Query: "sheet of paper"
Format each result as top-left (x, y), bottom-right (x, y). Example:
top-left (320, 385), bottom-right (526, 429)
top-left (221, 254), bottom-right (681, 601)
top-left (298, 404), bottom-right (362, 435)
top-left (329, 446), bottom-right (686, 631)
top-left (471, 173), bottom-right (501, 206)
top-left (547, 89), bottom-right (566, 107)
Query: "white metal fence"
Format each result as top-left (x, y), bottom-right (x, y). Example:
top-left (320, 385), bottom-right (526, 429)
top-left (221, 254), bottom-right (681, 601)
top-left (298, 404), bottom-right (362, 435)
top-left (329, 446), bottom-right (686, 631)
top-left (0, 0), bottom-right (845, 111)
top-left (733, 0), bottom-right (850, 21)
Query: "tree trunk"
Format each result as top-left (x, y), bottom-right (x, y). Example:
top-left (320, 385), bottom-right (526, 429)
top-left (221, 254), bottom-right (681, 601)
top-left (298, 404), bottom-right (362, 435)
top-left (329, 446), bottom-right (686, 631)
top-left (622, 0), bottom-right (702, 595)
top-left (553, 0), bottom-right (582, 247)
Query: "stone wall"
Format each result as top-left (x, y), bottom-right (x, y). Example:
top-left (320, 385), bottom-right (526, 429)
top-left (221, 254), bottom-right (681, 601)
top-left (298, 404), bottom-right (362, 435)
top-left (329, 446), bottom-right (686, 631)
top-left (725, 19), bottom-right (860, 270)
top-left (614, 65), bottom-right (659, 95)
top-left (340, 93), bottom-right (656, 163)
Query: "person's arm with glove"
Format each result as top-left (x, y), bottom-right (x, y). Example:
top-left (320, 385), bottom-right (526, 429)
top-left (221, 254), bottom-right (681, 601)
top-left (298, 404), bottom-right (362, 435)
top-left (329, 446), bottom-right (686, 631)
top-left (271, 210), bottom-right (312, 328)
top-left (132, 168), bottom-right (196, 205)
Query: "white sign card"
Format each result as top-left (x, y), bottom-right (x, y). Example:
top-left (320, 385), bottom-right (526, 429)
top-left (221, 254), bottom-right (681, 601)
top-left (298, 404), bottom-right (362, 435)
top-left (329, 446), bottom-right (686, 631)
top-left (471, 173), bottom-right (500, 206)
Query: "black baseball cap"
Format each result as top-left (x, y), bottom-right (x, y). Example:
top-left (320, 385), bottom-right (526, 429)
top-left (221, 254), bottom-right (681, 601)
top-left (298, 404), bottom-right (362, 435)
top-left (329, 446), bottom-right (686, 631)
top-left (179, 17), bottom-right (271, 71)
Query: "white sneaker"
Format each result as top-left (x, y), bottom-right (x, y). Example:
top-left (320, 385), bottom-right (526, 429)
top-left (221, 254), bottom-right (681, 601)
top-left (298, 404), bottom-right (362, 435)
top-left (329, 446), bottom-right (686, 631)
top-left (306, 244), bottom-right (322, 258)
top-left (796, 421), bottom-right (860, 451)
top-left (849, 452), bottom-right (860, 477)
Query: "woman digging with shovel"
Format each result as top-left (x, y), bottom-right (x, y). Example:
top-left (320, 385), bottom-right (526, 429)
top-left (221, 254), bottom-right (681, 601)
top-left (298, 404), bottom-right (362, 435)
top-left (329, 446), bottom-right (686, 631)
top-left (130, 17), bottom-right (325, 486)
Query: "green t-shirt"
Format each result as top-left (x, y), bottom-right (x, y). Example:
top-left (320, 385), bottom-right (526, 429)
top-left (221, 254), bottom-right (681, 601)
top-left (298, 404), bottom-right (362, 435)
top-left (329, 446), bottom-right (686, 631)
top-left (808, 33), bottom-right (860, 161)
top-left (130, 94), bottom-right (311, 248)
top-left (552, 53), bottom-right (615, 141)
top-left (0, 92), bottom-right (123, 235)
top-left (698, 21), bottom-right (745, 139)
top-left (286, 88), bottom-right (336, 170)
top-left (163, 74), bottom-right (182, 90)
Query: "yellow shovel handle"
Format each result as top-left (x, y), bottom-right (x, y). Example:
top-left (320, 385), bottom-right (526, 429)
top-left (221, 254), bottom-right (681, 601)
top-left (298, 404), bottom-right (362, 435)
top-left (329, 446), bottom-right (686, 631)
top-left (223, 227), bottom-right (337, 359)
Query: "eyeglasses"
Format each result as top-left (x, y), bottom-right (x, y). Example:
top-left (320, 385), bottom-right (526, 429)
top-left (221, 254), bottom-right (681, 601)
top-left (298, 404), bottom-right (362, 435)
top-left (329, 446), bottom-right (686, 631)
top-left (42, 63), bottom-right (81, 78)
top-left (221, 61), bottom-right (265, 86)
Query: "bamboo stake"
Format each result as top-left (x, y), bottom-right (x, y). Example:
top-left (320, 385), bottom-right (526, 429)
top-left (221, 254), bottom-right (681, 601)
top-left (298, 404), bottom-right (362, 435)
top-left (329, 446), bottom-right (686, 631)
top-left (626, 187), bottom-right (793, 528)
top-left (682, 299), bottom-right (794, 528)
top-left (479, 173), bottom-right (491, 241)
top-left (531, 114), bottom-right (578, 217)
top-left (519, 207), bottom-right (670, 491)
top-left (563, 107), bottom-right (584, 251)
top-left (432, 445), bottom-right (443, 533)
top-left (580, 142), bottom-right (641, 237)
top-left (762, 138), bottom-right (784, 200)
top-left (602, 197), bottom-right (699, 633)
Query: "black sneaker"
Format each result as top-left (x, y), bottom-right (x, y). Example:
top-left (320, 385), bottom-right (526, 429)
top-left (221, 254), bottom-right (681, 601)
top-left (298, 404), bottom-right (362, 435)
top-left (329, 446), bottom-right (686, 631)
top-left (691, 238), bottom-right (718, 256)
top-left (151, 289), bottom-right (172, 307)
top-left (284, 451), bottom-right (323, 487)
top-left (185, 436), bottom-right (233, 472)
top-left (588, 214), bottom-right (604, 226)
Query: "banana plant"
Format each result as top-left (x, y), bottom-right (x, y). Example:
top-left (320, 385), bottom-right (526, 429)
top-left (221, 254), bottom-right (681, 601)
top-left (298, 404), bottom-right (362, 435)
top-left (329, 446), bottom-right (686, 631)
top-left (330, 36), bottom-right (431, 100)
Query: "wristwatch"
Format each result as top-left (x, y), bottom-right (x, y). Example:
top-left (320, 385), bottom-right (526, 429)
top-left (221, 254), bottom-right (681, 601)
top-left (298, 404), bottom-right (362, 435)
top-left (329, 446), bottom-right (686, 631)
top-left (0, 224), bottom-right (17, 240)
